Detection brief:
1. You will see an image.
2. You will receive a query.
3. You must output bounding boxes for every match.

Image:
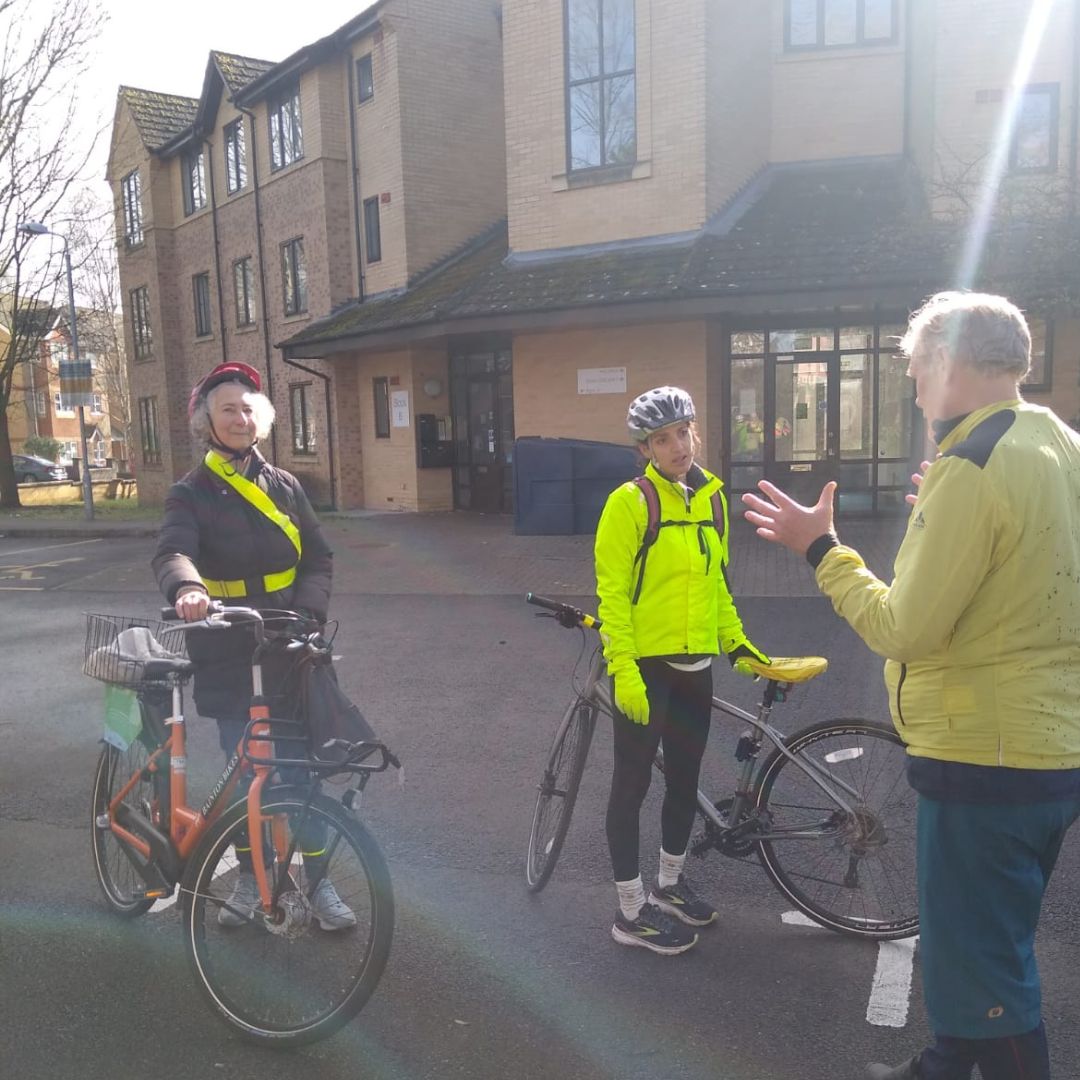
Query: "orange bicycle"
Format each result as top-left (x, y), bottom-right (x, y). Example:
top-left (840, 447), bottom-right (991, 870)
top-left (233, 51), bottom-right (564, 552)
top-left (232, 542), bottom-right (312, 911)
top-left (86, 604), bottom-right (397, 1046)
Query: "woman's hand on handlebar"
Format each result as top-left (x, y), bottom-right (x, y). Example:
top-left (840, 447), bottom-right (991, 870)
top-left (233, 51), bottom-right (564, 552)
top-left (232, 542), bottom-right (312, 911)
top-left (175, 587), bottom-right (212, 622)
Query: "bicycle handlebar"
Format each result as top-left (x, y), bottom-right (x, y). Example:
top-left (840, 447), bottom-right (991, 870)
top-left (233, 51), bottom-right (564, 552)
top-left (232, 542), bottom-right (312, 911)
top-left (525, 593), bottom-right (602, 631)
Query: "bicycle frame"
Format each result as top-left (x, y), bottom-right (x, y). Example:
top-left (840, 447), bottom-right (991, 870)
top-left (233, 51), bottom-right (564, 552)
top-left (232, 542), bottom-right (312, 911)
top-left (103, 670), bottom-right (264, 888)
top-left (575, 644), bottom-right (862, 840)
top-left (104, 610), bottom-right (323, 915)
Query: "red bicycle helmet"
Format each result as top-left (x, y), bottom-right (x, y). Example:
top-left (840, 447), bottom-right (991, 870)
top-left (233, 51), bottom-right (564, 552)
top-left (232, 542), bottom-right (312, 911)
top-left (188, 362), bottom-right (262, 418)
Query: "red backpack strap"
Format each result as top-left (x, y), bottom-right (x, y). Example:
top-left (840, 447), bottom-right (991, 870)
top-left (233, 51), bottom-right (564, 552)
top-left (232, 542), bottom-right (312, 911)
top-left (631, 475), bottom-right (660, 604)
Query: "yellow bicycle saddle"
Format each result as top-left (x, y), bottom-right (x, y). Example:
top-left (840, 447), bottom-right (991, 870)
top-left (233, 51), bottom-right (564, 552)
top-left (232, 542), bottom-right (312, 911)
top-left (734, 655), bottom-right (829, 683)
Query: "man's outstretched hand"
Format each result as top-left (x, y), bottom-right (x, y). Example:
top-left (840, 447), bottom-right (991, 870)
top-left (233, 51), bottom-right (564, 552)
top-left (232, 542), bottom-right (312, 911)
top-left (741, 480), bottom-right (837, 557)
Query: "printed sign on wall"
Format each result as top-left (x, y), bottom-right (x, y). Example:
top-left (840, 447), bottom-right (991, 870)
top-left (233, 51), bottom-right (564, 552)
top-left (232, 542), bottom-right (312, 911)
top-left (577, 367), bottom-right (627, 395)
top-left (391, 389), bottom-right (410, 427)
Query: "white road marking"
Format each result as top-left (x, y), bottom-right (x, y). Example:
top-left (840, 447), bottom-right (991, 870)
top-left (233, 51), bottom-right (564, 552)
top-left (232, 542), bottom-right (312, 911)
top-left (0, 538), bottom-right (102, 559)
top-left (782, 911), bottom-right (918, 1028)
top-left (866, 938), bottom-right (918, 1028)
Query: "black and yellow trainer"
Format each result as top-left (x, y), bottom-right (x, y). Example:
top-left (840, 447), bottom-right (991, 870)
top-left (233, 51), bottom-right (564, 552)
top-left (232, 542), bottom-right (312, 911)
top-left (649, 875), bottom-right (718, 927)
top-left (611, 902), bottom-right (698, 955)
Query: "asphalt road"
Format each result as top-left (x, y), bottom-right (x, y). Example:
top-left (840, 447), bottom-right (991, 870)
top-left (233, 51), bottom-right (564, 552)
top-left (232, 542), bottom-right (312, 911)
top-left (1, 535), bottom-right (1078, 1080)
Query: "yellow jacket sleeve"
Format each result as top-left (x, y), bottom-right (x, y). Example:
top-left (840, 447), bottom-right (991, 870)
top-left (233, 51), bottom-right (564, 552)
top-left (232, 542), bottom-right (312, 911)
top-left (594, 485), bottom-right (643, 664)
top-left (713, 492), bottom-right (748, 652)
top-left (815, 457), bottom-right (999, 661)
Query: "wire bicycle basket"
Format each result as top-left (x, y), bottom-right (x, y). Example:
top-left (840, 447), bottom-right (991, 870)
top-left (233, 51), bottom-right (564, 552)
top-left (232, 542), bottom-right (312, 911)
top-left (83, 613), bottom-right (188, 689)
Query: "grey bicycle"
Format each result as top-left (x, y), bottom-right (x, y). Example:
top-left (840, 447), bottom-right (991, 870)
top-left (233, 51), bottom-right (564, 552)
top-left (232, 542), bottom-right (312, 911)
top-left (523, 594), bottom-right (918, 941)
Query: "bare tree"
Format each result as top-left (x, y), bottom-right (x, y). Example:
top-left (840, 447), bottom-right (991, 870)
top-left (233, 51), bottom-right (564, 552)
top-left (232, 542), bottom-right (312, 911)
top-left (67, 187), bottom-right (131, 468)
top-left (0, 0), bottom-right (106, 509)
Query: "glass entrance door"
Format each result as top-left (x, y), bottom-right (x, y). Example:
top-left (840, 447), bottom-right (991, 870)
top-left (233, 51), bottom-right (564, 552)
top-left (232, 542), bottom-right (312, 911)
top-left (728, 324), bottom-right (917, 515)
top-left (771, 353), bottom-right (839, 505)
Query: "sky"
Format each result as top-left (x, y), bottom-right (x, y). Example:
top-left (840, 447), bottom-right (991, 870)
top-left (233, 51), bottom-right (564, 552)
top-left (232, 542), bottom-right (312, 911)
top-left (84, 0), bottom-right (374, 178)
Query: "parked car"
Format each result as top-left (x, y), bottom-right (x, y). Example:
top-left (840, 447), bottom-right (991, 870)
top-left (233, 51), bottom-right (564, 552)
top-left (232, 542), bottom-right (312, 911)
top-left (14, 453), bottom-right (68, 483)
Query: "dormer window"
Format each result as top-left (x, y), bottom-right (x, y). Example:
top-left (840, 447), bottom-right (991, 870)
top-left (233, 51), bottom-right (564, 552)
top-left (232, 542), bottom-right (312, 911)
top-left (269, 83), bottom-right (304, 171)
top-left (182, 145), bottom-right (207, 215)
top-left (224, 118), bottom-right (247, 194)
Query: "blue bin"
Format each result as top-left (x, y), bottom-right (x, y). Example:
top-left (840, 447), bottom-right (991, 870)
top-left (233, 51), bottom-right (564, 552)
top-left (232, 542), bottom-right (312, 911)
top-left (514, 437), bottom-right (641, 535)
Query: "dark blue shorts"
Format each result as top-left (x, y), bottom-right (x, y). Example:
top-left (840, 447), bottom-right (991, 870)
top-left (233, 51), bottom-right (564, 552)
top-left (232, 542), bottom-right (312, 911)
top-left (917, 795), bottom-right (1080, 1039)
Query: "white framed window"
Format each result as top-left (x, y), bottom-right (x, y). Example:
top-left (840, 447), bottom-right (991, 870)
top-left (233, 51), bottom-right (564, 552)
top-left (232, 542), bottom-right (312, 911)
top-left (54, 392), bottom-right (75, 417)
top-left (91, 393), bottom-right (103, 415)
top-left (35, 390), bottom-right (47, 416)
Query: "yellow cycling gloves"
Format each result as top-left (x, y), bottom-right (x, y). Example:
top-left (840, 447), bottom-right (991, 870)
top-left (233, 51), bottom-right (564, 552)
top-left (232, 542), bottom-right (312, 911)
top-left (608, 656), bottom-right (651, 725)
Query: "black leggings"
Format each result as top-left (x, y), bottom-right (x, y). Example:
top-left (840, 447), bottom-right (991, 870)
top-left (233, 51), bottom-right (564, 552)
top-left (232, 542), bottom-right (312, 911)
top-left (605, 659), bottom-right (713, 882)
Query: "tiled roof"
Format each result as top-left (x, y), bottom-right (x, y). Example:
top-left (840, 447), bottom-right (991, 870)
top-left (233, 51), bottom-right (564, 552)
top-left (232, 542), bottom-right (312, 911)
top-left (282, 159), bottom-right (1080, 354)
top-left (211, 51), bottom-right (275, 94)
top-left (119, 87), bottom-right (199, 151)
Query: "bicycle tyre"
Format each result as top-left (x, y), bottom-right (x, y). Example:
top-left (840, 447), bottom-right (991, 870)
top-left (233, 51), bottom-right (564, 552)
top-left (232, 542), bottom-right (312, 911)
top-left (182, 789), bottom-right (393, 1047)
top-left (525, 698), bottom-right (597, 892)
top-left (89, 702), bottom-right (170, 917)
top-left (754, 718), bottom-right (918, 940)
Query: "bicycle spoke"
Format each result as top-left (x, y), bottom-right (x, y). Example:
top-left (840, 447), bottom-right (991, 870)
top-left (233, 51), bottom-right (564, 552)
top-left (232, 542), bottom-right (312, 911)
top-left (756, 721), bottom-right (918, 940)
top-left (185, 795), bottom-right (392, 1044)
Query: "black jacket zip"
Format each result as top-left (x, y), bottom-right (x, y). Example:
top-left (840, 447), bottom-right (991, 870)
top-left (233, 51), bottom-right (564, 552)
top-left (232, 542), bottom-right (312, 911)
top-left (895, 663), bottom-right (908, 726)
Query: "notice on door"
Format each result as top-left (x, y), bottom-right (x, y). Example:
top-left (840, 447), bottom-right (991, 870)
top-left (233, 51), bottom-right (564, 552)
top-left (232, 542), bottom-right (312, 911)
top-left (391, 389), bottom-right (410, 428)
top-left (577, 367), bottom-right (627, 395)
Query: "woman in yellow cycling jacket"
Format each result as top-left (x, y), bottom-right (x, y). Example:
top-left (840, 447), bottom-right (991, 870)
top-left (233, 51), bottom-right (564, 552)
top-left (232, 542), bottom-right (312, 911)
top-left (594, 386), bottom-right (768, 956)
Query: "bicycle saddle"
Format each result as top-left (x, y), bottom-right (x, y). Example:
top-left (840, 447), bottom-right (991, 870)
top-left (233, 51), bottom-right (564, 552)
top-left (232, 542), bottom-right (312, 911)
top-left (734, 655), bottom-right (828, 683)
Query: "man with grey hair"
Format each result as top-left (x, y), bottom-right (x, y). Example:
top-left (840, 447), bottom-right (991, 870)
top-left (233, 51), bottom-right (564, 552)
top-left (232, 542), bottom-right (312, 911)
top-left (743, 292), bottom-right (1080, 1080)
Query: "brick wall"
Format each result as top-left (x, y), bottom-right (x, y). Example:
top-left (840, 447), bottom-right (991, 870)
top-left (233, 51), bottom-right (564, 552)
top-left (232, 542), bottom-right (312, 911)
top-left (504, 0), bottom-right (709, 254)
top-left (349, 25), bottom-right (409, 294)
top-left (925, 0), bottom-right (1077, 216)
top-left (395, 0), bottom-right (507, 276)
top-left (354, 347), bottom-right (419, 511)
top-left (706, 1), bottom-right (772, 215)
top-left (769, 1), bottom-right (906, 163)
top-left (512, 320), bottom-right (711, 456)
top-left (1027, 314), bottom-right (1080, 426)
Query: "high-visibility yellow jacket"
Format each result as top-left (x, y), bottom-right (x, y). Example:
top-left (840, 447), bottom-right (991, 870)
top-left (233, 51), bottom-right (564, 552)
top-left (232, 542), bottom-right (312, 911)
top-left (594, 461), bottom-right (749, 664)
top-left (816, 400), bottom-right (1080, 769)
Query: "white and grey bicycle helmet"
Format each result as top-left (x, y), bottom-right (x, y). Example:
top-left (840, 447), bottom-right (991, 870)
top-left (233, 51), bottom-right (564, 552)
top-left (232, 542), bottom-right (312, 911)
top-left (626, 386), bottom-right (696, 442)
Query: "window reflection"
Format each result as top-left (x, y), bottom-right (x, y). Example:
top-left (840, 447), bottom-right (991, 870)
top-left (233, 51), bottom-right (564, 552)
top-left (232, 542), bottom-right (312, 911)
top-left (566, 0), bottom-right (636, 170)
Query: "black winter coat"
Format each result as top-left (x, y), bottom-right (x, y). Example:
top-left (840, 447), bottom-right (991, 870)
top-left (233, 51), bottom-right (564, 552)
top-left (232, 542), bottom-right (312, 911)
top-left (152, 450), bottom-right (333, 722)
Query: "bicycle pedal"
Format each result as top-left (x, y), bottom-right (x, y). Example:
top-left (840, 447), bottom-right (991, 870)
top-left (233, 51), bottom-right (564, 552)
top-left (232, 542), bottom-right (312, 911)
top-left (136, 887), bottom-right (174, 900)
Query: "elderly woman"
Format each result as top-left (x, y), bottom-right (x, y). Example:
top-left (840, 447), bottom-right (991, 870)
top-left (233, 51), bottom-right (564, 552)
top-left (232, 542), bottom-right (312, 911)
top-left (152, 361), bottom-right (352, 930)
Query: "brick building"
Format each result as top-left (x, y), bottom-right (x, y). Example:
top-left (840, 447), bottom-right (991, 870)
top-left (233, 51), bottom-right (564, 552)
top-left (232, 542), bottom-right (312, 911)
top-left (106, 0), bottom-right (507, 505)
top-left (111, 0), bottom-right (1080, 517)
top-left (5, 304), bottom-right (127, 476)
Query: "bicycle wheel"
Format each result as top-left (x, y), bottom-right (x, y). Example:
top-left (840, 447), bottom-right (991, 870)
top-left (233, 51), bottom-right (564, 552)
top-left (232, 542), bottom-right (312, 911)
top-left (90, 726), bottom-right (167, 918)
top-left (754, 718), bottom-right (918, 940)
top-left (182, 789), bottom-right (393, 1047)
top-left (525, 698), bottom-right (597, 892)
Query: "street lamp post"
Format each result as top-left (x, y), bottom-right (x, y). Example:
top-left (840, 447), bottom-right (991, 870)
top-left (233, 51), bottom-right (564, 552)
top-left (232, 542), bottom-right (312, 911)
top-left (18, 221), bottom-right (94, 521)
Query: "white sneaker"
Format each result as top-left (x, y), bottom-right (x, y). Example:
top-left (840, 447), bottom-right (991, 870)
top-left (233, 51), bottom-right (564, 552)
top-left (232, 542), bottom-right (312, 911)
top-left (218, 871), bottom-right (259, 927)
top-left (310, 878), bottom-right (357, 931)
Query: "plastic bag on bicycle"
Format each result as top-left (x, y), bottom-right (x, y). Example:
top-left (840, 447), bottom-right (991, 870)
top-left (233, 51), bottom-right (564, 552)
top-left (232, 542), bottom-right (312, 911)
top-left (294, 654), bottom-right (377, 767)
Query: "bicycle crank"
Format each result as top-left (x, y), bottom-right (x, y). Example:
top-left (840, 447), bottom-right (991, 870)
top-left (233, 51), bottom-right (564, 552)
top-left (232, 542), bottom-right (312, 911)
top-left (692, 798), bottom-right (759, 858)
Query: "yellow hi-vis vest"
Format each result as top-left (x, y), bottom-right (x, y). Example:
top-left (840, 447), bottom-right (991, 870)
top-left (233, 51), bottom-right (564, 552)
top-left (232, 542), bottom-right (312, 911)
top-left (199, 450), bottom-right (301, 599)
